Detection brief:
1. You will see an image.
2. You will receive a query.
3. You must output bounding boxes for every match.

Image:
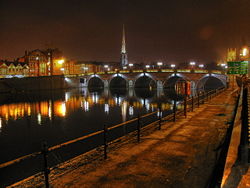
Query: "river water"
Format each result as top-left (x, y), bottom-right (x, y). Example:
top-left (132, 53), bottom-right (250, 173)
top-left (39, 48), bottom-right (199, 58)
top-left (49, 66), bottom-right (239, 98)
top-left (0, 87), bottom-right (190, 186)
top-left (0, 88), bottom-right (187, 164)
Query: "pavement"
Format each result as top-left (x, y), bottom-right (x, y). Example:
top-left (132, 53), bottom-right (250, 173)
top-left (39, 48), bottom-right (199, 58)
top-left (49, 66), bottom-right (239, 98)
top-left (9, 89), bottom-right (238, 188)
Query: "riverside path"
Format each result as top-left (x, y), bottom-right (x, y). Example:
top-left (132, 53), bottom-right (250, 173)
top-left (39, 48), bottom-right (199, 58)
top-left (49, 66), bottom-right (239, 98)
top-left (9, 88), bottom-right (237, 188)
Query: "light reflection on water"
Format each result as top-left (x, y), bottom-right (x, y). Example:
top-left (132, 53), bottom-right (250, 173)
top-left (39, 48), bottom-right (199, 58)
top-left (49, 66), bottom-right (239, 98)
top-left (0, 87), bottom-right (187, 163)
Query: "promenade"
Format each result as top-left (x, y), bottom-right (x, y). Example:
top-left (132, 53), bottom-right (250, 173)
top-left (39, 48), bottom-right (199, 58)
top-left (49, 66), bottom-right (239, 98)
top-left (10, 89), bottom-right (237, 188)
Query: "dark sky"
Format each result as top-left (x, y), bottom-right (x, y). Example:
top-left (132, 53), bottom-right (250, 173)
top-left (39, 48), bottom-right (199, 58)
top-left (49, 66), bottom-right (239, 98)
top-left (1, 0), bottom-right (250, 63)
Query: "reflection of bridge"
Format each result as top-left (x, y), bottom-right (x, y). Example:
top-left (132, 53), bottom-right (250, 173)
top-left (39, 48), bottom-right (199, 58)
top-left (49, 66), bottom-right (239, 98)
top-left (75, 69), bottom-right (227, 90)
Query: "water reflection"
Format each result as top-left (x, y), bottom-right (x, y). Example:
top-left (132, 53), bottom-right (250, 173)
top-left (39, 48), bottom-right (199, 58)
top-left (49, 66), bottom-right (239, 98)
top-left (0, 88), bottom-right (190, 127)
top-left (0, 87), bottom-right (188, 165)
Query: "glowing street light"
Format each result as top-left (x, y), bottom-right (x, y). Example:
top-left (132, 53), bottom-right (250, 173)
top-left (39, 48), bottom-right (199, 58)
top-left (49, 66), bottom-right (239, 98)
top-left (123, 66), bottom-right (127, 69)
top-left (104, 65), bottom-right (109, 69)
top-left (128, 63), bottom-right (133, 67)
top-left (170, 64), bottom-right (176, 68)
top-left (57, 59), bottom-right (65, 65)
top-left (157, 62), bottom-right (163, 66)
top-left (190, 61), bottom-right (196, 66)
top-left (145, 65), bottom-right (150, 69)
top-left (198, 64), bottom-right (204, 68)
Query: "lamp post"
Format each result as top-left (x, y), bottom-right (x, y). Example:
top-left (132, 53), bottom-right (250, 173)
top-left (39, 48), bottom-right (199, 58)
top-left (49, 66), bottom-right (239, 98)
top-left (190, 61), bottom-right (196, 69)
top-left (170, 64), bottom-right (176, 69)
top-left (157, 62), bottom-right (163, 70)
top-left (198, 64), bottom-right (204, 68)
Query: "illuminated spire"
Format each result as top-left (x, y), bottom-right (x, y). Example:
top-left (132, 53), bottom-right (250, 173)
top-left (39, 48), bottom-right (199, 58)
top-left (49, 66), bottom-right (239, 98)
top-left (120, 24), bottom-right (128, 67)
top-left (121, 25), bottom-right (126, 54)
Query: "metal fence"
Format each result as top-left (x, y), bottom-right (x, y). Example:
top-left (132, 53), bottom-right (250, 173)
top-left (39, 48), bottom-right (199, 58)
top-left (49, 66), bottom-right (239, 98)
top-left (0, 87), bottom-right (226, 187)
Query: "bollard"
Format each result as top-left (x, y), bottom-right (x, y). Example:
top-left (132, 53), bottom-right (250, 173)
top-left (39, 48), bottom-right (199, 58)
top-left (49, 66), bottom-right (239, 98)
top-left (173, 99), bottom-right (177, 122)
top-left (137, 113), bottom-right (141, 142)
top-left (103, 125), bottom-right (108, 159)
top-left (191, 96), bottom-right (194, 112)
top-left (41, 142), bottom-right (50, 188)
top-left (158, 107), bottom-right (162, 130)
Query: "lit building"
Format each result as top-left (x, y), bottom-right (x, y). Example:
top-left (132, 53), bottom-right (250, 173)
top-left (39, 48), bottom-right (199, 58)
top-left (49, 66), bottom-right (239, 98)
top-left (0, 60), bottom-right (29, 78)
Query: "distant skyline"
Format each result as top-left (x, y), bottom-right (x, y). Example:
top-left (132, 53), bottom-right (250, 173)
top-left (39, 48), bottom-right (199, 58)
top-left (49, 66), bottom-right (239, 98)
top-left (0, 0), bottom-right (250, 63)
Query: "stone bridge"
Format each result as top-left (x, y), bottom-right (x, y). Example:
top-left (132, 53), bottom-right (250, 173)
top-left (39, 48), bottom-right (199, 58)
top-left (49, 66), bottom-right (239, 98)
top-left (66, 69), bottom-right (227, 90)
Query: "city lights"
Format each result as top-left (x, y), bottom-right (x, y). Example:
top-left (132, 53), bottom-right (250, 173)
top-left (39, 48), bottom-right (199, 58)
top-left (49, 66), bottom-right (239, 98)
top-left (198, 64), bottom-right (204, 68)
top-left (128, 63), bottom-right (133, 67)
top-left (145, 65), bottom-right (150, 68)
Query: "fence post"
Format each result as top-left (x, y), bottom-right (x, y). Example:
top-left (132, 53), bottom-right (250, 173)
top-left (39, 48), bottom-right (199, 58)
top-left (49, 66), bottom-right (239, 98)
top-left (41, 142), bottom-right (50, 188)
top-left (173, 99), bottom-right (176, 122)
top-left (158, 107), bottom-right (162, 130)
top-left (197, 93), bottom-right (200, 107)
top-left (137, 113), bottom-right (141, 142)
top-left (191, 96), bottom-right (194, 112)
top-left (184, 96), bottom-right (187, 118)
top-left (103, 125), bottom-right (108, 159)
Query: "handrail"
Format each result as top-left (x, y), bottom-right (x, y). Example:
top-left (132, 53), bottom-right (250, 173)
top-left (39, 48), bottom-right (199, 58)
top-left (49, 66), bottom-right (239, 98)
top-left (0, 87), bottom-right (226, 170)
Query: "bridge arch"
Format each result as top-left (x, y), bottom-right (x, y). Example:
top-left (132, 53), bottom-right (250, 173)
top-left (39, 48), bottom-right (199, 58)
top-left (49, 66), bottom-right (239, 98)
top-left (87, 75), bottom-right (104, 89)
top-left (196, 74), bottom-right (226, 91)
top-left (164, 73), bottom-right (190, 89)
top-left (109, 74), bottom-right (128, 88)
top-left (134, 73), bottom-right (157, 89)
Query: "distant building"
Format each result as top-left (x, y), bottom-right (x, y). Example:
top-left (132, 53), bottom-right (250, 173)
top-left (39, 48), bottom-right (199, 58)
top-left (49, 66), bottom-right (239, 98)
top-left (21, 48), bottom-right (64, 76)
top-left (0, 60), bottom-right (29, 77)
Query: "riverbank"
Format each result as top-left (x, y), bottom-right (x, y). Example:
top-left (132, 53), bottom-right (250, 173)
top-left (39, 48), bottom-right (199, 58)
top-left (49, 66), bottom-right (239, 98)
top-left (9, 89), bottom-right (237, 188)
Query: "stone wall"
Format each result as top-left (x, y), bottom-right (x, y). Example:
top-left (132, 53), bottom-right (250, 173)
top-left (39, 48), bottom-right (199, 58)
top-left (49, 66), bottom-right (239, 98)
top-left (0, 76), bottom-right (81, 93)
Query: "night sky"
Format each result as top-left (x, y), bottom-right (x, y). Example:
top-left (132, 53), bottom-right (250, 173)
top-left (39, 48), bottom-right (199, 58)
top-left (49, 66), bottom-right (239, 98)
top-left (1, 0), bottom-right (250, 63)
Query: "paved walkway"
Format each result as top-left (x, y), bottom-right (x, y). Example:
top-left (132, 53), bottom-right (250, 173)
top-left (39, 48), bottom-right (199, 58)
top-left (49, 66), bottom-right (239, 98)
top-left (10, 90), bottom-right (237, 188)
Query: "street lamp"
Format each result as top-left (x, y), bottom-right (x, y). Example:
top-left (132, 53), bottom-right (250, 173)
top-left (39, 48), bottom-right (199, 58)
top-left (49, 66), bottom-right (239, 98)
top-left (157, 62), bottom-right (163, 69)
top-left (190, 61), bottom-right (196, 66)
top-left (145, 65), bottom-right (150, 69)
top-left (128, 63), bottom-right (133, 70)
top-left (123, 66), bottom-right (127, 69)
top-left (198, 64), bottom-right (204, 68)
top-left (170, 64), bottom-right (176, 68)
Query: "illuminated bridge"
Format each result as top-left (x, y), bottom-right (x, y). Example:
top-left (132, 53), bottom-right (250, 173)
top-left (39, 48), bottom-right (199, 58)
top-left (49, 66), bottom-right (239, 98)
top-left (70, 69), bottom-right (227, 91)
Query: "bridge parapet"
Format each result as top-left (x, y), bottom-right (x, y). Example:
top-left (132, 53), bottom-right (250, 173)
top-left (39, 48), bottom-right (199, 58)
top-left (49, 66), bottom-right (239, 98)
top-left (65, 69), bottom-right (227, 90)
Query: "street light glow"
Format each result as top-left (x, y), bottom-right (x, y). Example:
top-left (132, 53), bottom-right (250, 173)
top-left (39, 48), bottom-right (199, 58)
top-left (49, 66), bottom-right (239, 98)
top-left (242, 48), bottom-right (248, 56)
top-left (123, 66), bottom-right (127, 69)
top-left (190, 61), bottom-right (196, 66)
top-left (145, 65), bottom-right (150, 68)
top-left (198, 64), bottom-right (204, 68)
top-left (58, 59), bottom-right (65, 64)
top-left (104, 65), bottom-right (109, 68)
top-left (129, 63), bottom-right (133, 67)
top-left (170, 64), bottom-right (176, 68)
top-left (157, 62), bottom-right (163, 66)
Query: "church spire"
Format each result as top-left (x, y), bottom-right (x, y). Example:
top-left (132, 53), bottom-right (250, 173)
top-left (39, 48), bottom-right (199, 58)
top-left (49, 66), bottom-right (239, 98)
top-left (121, 24), bottom-right (126, 54)
top-left (121, 24), bottom-right (128, 67)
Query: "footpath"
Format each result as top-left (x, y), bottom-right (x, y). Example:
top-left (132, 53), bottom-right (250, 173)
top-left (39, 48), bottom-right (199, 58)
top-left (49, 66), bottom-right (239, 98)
top-left (10, 89), bottom-right (238, 188)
